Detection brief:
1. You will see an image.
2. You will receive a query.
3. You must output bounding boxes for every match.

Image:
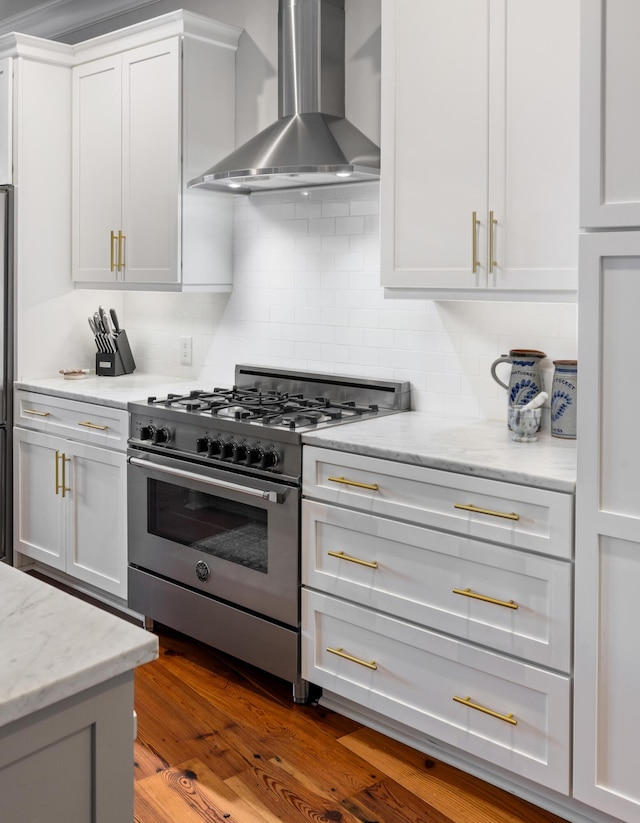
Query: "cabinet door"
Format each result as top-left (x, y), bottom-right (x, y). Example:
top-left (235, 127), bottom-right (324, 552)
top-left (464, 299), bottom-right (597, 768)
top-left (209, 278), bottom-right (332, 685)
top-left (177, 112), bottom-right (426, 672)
top-left (72, 54), bottom-right (122, 283)
top-left (381, 0), bottom-right (578, 297)
top-left (121, 39), bottom-right (180, 286)
top-left (574, 230), bottom-right (640, 822)
top-left (380, 0), bottom-right (490, 290)
top-left (13, 428), bottom-right (65, 571)
top-left (489, 0), bottom-right (579, 291)
top-left (67, 441), bottom-right (127, 599)
top-left (581, 0), bottom-right (640, 228)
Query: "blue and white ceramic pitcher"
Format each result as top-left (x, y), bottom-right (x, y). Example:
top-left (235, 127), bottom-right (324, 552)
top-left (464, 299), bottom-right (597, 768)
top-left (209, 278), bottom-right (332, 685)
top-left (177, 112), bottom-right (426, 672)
top-left (490, 349), bottom-right (547, 428)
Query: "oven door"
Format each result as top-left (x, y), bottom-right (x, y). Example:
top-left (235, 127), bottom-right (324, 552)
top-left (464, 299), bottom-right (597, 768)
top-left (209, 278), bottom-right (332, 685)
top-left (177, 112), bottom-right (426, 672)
top-left (127, 449), bottom-right (300, 626)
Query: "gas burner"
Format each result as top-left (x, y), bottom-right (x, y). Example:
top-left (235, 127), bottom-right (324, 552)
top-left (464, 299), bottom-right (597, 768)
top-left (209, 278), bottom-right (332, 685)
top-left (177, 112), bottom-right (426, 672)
top-left (173, 397), bottom-right (210, 411)
top-left (214, 404), bottom-right (257, 419)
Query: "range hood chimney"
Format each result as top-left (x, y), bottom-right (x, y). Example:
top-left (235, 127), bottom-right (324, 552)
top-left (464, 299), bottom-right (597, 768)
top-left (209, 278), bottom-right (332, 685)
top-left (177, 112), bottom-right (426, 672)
top-left (188, 0), bottom-right (380, 195)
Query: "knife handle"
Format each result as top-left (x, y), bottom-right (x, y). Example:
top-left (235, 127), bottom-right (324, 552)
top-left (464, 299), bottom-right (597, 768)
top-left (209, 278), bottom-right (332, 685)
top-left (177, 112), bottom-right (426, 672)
top-left (110, 308), bottom-right (120, 332)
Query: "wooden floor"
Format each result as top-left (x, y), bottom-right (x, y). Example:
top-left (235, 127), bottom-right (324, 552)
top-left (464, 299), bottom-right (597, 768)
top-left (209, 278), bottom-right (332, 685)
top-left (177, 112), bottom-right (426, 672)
top-left (133, 626), bottom-right (569, 823)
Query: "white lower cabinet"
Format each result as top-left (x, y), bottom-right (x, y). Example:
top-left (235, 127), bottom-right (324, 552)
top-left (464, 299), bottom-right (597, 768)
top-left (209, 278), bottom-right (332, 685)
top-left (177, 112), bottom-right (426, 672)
top-left (303, 589), bottom-right (570, 794)
top-left (302, 446), bottom-right (574, 795)
top-left (13, 391), bottom-right (128, 599)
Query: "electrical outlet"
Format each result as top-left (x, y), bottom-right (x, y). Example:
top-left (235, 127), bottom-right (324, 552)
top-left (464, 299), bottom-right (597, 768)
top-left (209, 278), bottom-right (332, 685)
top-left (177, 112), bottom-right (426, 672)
top-left (180, 336), bottom-right (192, 366)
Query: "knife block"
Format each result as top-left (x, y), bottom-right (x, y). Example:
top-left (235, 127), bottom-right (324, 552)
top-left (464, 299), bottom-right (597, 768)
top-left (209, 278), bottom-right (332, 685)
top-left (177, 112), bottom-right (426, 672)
top-left (96, 329), bottom-right (136, 376)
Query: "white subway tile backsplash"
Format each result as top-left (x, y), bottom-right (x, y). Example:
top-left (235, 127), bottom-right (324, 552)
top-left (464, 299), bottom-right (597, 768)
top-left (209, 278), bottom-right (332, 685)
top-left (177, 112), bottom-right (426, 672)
top-left (321, 235), bottom-right (350, 254)
top-left (320, 306), bottom-right (350, 327)
top-left (308, 217), bottom-right (336, 236)
top-left (322, 201), bottom-right (350, 217)
top-left (124, 184), bottom-right (577, 421)
top-left (336, 215), bottom-right (364, 235)
top-left (335, 253), bottom-right (364, 271)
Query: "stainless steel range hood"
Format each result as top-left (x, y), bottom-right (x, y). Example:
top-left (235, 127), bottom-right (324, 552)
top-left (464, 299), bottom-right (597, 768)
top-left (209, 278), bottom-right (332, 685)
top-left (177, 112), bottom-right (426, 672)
top-left (188, 0), bottom-right (380, 195)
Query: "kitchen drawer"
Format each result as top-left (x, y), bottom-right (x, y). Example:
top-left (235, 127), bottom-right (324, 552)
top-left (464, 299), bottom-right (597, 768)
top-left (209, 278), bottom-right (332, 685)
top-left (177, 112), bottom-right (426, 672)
top-left (302, 501), bottom-right (572, 671)
top-left (302, 446), bottom-right (573, 559)
top-left (15, 390), bottom-right (128, 451)
top-left (302, 589), bottom-right (571, 795)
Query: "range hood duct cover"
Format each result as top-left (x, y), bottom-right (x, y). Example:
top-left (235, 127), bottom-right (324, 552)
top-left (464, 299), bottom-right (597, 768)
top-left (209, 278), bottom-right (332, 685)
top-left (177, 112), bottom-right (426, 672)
top-left (188, 0), bottom-right (380, 194)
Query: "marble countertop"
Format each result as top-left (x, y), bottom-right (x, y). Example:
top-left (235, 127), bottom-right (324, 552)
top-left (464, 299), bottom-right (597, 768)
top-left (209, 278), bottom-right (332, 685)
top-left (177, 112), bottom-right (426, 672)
top-left (0, 563), bottom-right (158, 728)
top-left (15, 377), bottom-right (576, 492)
top-left (15, 373), bottom-right (192, 410)
top-left (302, 412), bottom-right (577, 493)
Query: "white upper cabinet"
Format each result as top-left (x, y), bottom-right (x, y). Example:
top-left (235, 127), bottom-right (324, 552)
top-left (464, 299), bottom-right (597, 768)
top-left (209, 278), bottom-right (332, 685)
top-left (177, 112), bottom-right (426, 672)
top-left (580, 0), bottom-right (640, 228)
top-left (0, 57), bottom-right (11, 183)
top-left (380, 0), bottom-right (579, 299)
top-left (71, 12), bottom-right (241, 291)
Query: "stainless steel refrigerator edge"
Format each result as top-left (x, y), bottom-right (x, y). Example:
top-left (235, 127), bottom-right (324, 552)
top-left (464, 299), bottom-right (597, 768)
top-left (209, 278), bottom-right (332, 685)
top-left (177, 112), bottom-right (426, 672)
top-left (0, 186), bottom-right (14, 564)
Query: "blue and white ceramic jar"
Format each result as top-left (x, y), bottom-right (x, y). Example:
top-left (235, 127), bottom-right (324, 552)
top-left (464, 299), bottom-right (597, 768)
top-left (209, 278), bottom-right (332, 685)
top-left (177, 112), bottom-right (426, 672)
top-left (551, 360), bottom-right (577, 439)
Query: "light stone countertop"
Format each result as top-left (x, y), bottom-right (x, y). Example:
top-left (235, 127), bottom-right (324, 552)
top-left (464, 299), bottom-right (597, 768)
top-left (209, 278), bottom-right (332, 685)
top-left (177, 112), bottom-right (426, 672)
top-left (302, 411), bottom-right (577, 493)
top-left (0, 563), bottom-right (158, 727)
top-left (15, 373), bottom-right (193, 410)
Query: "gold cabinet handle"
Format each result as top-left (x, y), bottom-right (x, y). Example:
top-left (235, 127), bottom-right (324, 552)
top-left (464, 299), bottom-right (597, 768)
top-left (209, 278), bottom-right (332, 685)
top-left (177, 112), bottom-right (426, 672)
top-left (452, 587), bottom-right (518, 610)
top-left (78, 421), bottom-right (109, 431)
top-left (489, 210), bottom-right (498, 273)
top-left (472, 211), bottom-right (480, 273)
top-left (61, 454), bottom-right (70, 498)
top-left (454, 503), bottom-right (519, 521)
top-left (453, 695), bottom-right (517, 725)
top-left (327, 550), bottom-right (378, 569)
top-left (327, 475), bottom-right (379, 491)
top-left (55, 451), bottom-right (71, 497)
top-left (24, 408), bottom-right (50, 417)
top-left (327, 646), bottom-right (377, 670)
top-left (117, 230), bottom-right (126, 271)
top-left (110, 230), bottom-right (117, 272)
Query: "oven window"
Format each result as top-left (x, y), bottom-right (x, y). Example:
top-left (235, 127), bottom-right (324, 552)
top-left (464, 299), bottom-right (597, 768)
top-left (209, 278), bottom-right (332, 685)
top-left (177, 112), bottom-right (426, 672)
top-left (148, 480), bottom-right (268, 573)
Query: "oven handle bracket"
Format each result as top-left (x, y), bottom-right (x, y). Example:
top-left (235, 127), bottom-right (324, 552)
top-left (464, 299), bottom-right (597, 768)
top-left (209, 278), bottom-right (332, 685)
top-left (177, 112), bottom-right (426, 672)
top-left (128, 456), bottom-right (284, 503)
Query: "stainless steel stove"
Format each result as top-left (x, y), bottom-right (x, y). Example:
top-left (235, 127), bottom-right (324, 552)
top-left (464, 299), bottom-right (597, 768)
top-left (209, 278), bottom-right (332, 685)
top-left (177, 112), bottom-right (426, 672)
top-left (127, 365), bottom-right (410, 700)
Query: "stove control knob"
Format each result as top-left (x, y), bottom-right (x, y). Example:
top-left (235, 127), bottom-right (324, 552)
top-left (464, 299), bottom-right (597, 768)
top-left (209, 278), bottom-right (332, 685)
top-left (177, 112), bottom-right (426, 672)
top-left (244, 446), bottom-right (262, 466)
top-left (209, 437), bottom-right (226, 458)
top-left (139, 424), bottom-right (156, 442)
top-left (214, 437), bottom-right (233, 460)
top-left (195, 436), bottom-right (211, 454)
top-left (259, 447), bottom-right (280, 470)
top-left (230, 440), bottom-right (248, 463)
top-left (153, 427), bottom-right (172, 445)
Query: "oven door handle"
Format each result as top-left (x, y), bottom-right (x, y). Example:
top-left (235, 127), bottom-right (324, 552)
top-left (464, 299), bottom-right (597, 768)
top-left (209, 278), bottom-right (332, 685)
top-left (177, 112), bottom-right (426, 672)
top-left (127, 456), bottom-right (284, 503)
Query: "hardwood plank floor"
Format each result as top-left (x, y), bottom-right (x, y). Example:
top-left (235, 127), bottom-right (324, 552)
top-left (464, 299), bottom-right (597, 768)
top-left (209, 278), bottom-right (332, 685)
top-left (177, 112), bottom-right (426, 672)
top-left (134, 626), bottom-right (569, 823)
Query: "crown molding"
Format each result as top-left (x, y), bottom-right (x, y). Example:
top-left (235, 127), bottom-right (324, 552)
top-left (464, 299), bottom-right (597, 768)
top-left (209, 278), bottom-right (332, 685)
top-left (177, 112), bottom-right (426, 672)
top-left (0, 0), bottom-right (164, 41)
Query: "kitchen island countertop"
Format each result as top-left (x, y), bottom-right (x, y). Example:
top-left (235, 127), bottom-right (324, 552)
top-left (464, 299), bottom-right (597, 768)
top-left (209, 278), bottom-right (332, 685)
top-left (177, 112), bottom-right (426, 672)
top-left (302, 411), bottom-right (576, 493)
top-left (0, 563), bottom-right (157, 728)
top-left (15, 373), bottom-right (193, 410)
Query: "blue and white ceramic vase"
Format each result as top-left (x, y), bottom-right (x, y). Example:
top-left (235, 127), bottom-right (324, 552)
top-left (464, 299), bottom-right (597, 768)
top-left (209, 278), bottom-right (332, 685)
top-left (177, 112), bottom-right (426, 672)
top-left (490, 349), bottom-right (547, 430)
top-left (551, 360), bottom-right (577, 439)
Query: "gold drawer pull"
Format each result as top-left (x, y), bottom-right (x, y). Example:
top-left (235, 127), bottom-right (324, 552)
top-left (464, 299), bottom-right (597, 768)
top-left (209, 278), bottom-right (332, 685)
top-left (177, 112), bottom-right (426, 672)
top-left (454, 503), bottom-right (519, 521)
top-left (327, 646), bottom-right (377, 670)
top-left (453, 587), bottom-right (518, 610)
top-left (453, 695), bottom-right (517, 725)
top-left (24, 408), bottom-right (50, 417)
top-left (78, 421), bottom-right (109, 431)
top-left (328, 475), bottom-right (379, 491)
top-left (327, 550), bottom-right (378, 569)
